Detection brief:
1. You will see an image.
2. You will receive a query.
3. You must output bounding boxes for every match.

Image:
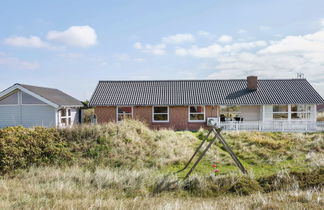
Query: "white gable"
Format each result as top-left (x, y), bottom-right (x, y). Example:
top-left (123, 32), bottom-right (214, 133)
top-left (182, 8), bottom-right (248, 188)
top-left (0, 91), bottom-right (19, 105)
top-left (0, 84), bottom-right (58, 108)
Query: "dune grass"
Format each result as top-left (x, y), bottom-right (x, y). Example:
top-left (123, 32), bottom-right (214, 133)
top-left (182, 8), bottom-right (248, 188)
top-left (0, 120), bottom-right (323, 209)
top-left (0, 166), bottom-right (323, 210)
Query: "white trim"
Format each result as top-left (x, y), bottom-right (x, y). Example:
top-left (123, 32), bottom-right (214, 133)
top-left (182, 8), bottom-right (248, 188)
top-left (188, 105), bottom-right (206, 122)
top-left (21, 104), bottom-right (50, 106)
top-left (152, 106), bottom-right (169, 123)
top-left (0, 84), bottom-right (59, 108)
top-left (0, 104), bottom-right (20, 107)
top-left (116, 106), bottom-right (133, 122)
top-left (59, 108), bottom-right (72, 127)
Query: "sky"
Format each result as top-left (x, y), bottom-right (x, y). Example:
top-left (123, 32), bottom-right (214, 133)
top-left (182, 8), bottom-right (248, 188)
top-left (1, 0), bottom-right (324, 100)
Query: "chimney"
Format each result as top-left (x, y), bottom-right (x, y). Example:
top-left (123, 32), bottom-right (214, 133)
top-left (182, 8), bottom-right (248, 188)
top-left (247, 76), bottom-right (258, 90)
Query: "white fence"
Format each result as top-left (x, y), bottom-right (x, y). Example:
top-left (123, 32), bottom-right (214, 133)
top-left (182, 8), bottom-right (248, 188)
top-left (219, 121), bottom-right (324, 132)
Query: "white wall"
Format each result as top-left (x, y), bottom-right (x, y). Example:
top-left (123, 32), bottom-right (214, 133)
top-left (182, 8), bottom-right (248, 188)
top-left (21, 105), bottom-right (56, 127)
top-left (240, 105), bottom-right (261, 121)
top-left (0, 106), bottom-right (21, 127)
top-left (0, 90), bottom-right (57, 128)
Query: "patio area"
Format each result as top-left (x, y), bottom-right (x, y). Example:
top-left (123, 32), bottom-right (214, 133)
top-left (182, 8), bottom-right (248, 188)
top-left (219, 121), bottom-right (324, 132)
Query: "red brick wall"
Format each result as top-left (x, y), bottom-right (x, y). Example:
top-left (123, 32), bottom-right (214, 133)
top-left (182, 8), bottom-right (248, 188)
top-left (95, 106), bottom-right (116, 123)
top-left (94, 105), bottom-right (219, 130)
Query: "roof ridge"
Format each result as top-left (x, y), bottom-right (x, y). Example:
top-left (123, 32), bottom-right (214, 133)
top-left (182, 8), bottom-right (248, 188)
top-left (98, 79), bottom-right (307, 82)
top-left (18, 83), bottom-right (61, 91)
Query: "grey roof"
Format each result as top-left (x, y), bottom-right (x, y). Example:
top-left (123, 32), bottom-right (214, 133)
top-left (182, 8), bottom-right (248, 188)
top-left (89, 79), bottom-right (324, 106)
top-left (19, 84), bottom-right (83, 107)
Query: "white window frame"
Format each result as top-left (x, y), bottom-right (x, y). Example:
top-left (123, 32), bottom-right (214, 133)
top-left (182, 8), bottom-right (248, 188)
top-left (272, 105), bottom-right (289, 121)
top-left (152, 106), bottom-right (169, 123)
top-left (290, 104), bottom-right (313, 121)
top-left (116, 106), bottom-right (133, 122)
top-left (188, 105), bottom-right (206, 122)
top-left (60, 108), bottom-right (72, 126)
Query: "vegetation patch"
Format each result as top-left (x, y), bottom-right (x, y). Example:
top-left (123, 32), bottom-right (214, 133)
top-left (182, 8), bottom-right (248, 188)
top-left (0, 120), bottom-right (323, 209)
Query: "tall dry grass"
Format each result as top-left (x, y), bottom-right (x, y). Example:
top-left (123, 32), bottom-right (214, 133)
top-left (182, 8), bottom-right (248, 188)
top-left (0, 166), bottom-right (323, 210)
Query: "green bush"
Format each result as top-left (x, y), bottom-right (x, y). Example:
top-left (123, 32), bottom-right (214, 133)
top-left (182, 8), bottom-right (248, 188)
top-left (0, 126), bottom-right (72, 175)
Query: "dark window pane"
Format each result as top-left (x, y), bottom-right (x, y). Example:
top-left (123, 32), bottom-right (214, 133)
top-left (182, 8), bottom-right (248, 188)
top-left (61, 109), bottom-right (66, 117)
top-left (154, 107), bottom-right (168, 113)
top-left (118, 113), bottom-right (132, 121)
top-left (61, 118), bottom-right (66, 124)
top-left (190, 106), bottom-right (204, 113)
top-left (118, 107), bottom-right (132, 114)
top-left (190, 114), bottom-right (204, 121)
top-left (292, 113), bottom-right (310, 119)
top-left (68, 118), bottom-right (71, 125)
top-left (22, 92), bottom-right (45, 104)
top-left (307, 105), bottom-right (312, 112)
top-left (273, 105), bottom-right (288, 112)
top-left (0, 92), bottom-right (18, 105)
top-left (68, 109), bottom-right (71, 116)
top-left (273, 113), bottom-right (288, 119)
top-left (291, 105), bottom-right (306, 112)
top-left (291, 105), bottom-right (297, 112)
top-left (154, 114), bottom-right (168, 121)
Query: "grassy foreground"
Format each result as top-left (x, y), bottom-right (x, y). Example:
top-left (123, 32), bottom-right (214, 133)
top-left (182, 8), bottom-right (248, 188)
top-left (0, 120), bottom-right (323, 209)
top-left (0, 166), bottom-right (323, 210)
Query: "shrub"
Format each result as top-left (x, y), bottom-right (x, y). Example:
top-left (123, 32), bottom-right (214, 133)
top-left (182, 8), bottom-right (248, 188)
top-left (0, 126), bottom-right (72, 175)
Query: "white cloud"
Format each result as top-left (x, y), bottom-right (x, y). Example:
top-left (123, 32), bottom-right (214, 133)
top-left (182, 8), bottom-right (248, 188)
top-left (144, 44), bottom-right (166, 55)
top-left (204, 30), bottom-right (324, 96)
top-left (176, 44), bottom-right (222, 58)
top-left (134, 42), bottom-right (166, 55)
top-left (321, 19), bottom-right (324, 27)
top-left (218, 35), bottom-right (233, 43)
top-left (47, 25), bottom-right (97, 47)
top-left (175, 41), bottom-right (267, 58)
top-left (175, 48), bottom-right (189, 56)
top-left (4, 36), bottom-right (48, 48)
top-left (0, 53), bottom-right (39, 70)
top-left (197, 31), bottom-right (214, 39)
top-left (162, 33), bottom-right (195, 44)
top-left (259, 31), bottom-right (324, 54)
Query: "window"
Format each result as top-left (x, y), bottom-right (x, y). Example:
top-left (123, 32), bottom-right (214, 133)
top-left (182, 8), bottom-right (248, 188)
top-left (272, 105), bottom-right (288, 120)
top-left (153, 106), bottom-right (169, 122)
top-left (22, 92), bottom-right (45, 104)
top-left (220, 105), bottom-right (241, 121)
top-left (189, 106), bottom-right (205, 122)
top-left (61, 108), bottom-right (72, 126)
top-left (0, 92), bottom-right (18, 105)
top-left (117, 106), bottom-right (133, 121)
top-left (291, 104), bottom-right (312, 120)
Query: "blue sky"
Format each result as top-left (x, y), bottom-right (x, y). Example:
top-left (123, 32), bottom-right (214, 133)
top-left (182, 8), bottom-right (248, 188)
top-left (1, 0), bottom-right (324, 100)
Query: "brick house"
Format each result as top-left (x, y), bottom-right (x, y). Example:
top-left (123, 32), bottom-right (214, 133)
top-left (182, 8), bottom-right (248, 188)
top-left (89, 76), bottom-right (324, 131)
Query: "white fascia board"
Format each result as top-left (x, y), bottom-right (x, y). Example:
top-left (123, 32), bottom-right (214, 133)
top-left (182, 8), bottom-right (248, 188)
top-left (0, 84), bottom-right (59, 108)
top-left (59, 105), bottom-right (83, 108)
top-left (0, 84), bottom-right (19, 99)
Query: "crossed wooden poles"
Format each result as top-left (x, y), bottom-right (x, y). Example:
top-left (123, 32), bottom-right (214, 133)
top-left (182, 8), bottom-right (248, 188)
top-left (176, 126), bottom-right (247, 179)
